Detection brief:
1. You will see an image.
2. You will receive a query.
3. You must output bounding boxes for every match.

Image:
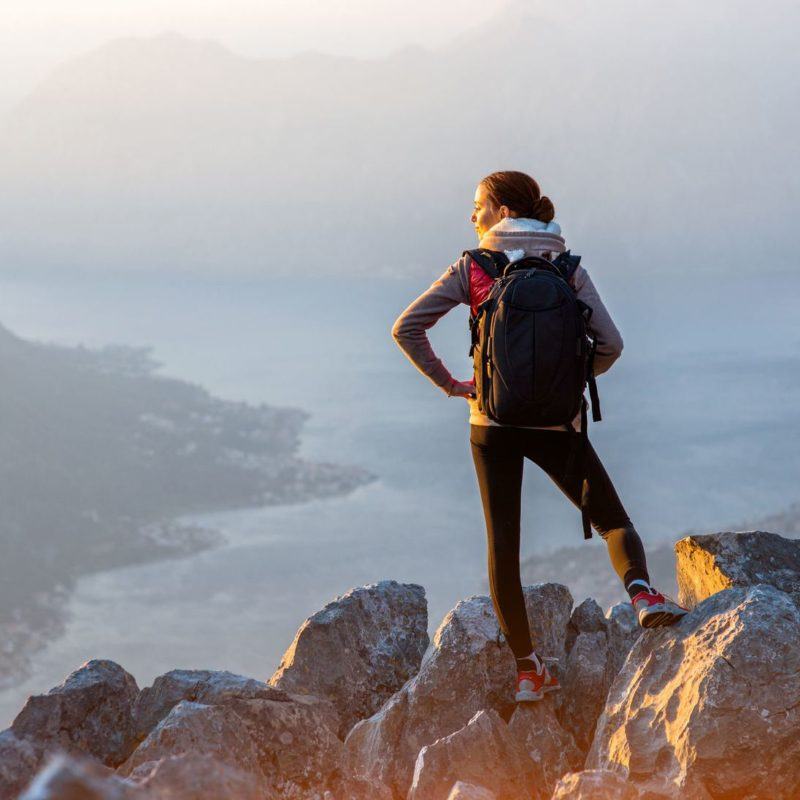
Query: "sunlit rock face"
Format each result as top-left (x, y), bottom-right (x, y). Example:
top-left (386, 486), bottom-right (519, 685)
top-left (550, 768), bottom-right (648, 800)
top-left (445, 782), bottom-right (497, 800)
top-left (676, 530), bottom-right (800, 608)
top-left (409, 708), bottom-right (538, 800)
top-left (507, 701), bottom-right (582, 797)
top-left (342, 584), bottom-right (573, 799)
top-left (269, 580), bottom-right (429, 740)
top-left (588, 584), bottom-right (800, 799)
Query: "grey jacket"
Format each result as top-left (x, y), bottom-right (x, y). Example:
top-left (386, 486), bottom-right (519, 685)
top-left (391, 220), bottom-right (624, 431)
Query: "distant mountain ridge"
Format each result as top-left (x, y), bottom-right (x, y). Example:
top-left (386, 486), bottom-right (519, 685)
top-left (0, 0), bottom-right (797, 278)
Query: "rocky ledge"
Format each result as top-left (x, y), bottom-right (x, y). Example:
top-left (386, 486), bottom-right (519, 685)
top-left (1, 531), bottom-right (798, 800)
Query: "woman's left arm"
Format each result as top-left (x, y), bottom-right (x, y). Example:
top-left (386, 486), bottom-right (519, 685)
top-left (572, 265), bottom-right (624, 376)
top-left (391, 256), bottom-right (470, 395)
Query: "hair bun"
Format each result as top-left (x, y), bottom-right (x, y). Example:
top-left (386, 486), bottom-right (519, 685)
top-left (533, 195), bottom-right (555, 223)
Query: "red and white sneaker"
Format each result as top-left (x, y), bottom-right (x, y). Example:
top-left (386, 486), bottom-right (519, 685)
top-left (515, 658), bottom-right (560, 702)
top-left (631, 587), bottom-right (688, 628)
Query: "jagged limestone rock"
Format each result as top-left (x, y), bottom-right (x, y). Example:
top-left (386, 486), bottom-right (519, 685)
top-left (605, 603), bottom-right (640, 676)
top-left (132, 670), bottom-right (301, 741)
top-left (269, 580), bottom-right (428, 739)
top-left (409, 709), bottom-right (537, 800)
top-left (550, 769), bottom-right (643, 800)
top-left (675, 530), bottom-right (800, 608)
top-left (0, 731), bottom-right (42, 800)
top-left (588, 585), bottom-right (800, 799)
top-left (446, 782), bottom-right (497, 800)
top-left (130, 669), bottom-right (342, 797)
top-left (11, 660), bottom-right (139, 768)
top-left (130, 753), bottom-right (272, 799)
top-left (119, 701), bottom-right (261, 779)
top-left (18, 753), bottom-right (142, 800)
top-left (342, 584), bottom-right (572, 799)
top-left (507, 701), bottom-right (582, 797)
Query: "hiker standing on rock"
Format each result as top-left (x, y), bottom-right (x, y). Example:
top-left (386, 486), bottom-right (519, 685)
top-left (391, 170), bottom-right (687, 703)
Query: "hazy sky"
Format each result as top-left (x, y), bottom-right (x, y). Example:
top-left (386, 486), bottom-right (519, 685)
top-left (0, 0), bottom-right (506, 109)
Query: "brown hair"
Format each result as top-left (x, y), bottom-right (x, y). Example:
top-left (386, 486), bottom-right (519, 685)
top-left (479, 170), bottom-right (555, 223)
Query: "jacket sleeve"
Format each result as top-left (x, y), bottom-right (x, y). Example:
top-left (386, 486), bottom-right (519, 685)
top-left (572, 265), bottom-right (624, 376)
top-left (391, 257), bottom-right (470, 395)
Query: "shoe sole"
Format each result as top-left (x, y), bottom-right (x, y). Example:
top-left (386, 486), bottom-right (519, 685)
top-left (514, 685), bottom-right (560, 703)
top-left (639, 608), bottom-right (688, 628)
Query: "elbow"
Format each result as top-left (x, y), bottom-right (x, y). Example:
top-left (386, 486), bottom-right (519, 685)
top-left (391, 317), bottom-right (405, 346)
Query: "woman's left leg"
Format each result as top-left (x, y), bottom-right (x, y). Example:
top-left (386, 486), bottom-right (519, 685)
top-left (519, 429), bottom-right (650, 589)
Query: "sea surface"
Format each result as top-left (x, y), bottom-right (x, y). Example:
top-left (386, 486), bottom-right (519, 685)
top-left (0, 267), bottom-right (798, 724)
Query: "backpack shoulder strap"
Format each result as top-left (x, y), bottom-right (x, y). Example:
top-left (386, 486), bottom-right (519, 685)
top-left (462, 248), bottom-right (509, 280)
top-left (551, 250), bottom-right (582, 285)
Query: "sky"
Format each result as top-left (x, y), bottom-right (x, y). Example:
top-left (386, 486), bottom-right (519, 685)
top-left (0, 0), bottom-right (506, 110)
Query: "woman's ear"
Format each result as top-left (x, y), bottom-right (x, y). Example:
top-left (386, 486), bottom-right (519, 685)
top-left (499, 205), bottom-right (511, 219)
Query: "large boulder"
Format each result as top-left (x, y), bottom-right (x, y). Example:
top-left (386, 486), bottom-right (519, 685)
top-left (675, 530), bottom-right (800, 608)
top-left (270, 581), bottom-right (429, 739)
top-left (604, 603), bottom-right (640, 676)
top-left (0, 731), bottom-right (42, 800)
top-left (557, 599), bottom-right (614, 754)
top-left (130, 754), bottom-right (272, 799)
top-left (11, 660), bottom-right (139, 767)
top-left (342, 585), bottom-right (572, 799)
top-left (18, 753), bottom-right (142, 800)
top-left (119, 701), bottom-right (262, 779)
top-left (588, 585), bottom-right (800, 799)
top-left (507, 701), bottom-right (582, 797)
top-left (550, 769), bottom-right (643, 800)
top-left (130, 669), bottom-right (342, 797)
top-left (132, 670), bottom-right (308, 741)
top-left (408, 709), bottom-right (537, 800)
top-left (446, 783), bottom-right (497, 800)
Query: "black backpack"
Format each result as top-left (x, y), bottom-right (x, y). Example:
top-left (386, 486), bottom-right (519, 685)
top-left (466, 248), bottom-right (602, 538)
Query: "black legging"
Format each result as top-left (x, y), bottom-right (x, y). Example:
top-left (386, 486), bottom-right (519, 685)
top-left (469, 423), bottom-right (649, 659)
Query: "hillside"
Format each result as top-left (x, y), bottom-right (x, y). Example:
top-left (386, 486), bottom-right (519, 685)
top-left (0, 321), bottom-right (373, 689)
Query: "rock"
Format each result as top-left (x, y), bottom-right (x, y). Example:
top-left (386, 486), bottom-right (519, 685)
top-left (565, 598), bottom-right (607, 652)
top-left (119, 701), bottom-right (262, 779)
top-left (550, 769), bottom-right (642, 800)
top-left (342, 585), bottom-right (572, 799)
top-left (0, 730), bottom-right (42, 800)
top-left (605, 603), bottom-right (640, 676)
top-left (559, 630), bottom-right (612, 753)
top-left (133, 670), bottom-right (296, 740)
top-left (446, 783), bottom-right (497, 800)
top-left (131, 754), bottom-right (271, 799)
top-left (18, 753), bottom-right (142, 800)
top-left (588, 585), bottom-right (800, 799)
top-left (131, 669), bottom-right (343, 797)
top-left (322, 775), bottom-right (394, 800)
top-left (675, 530), bottom-right (800, 608)
top-left (507, 702), bottom-right (582, 796)
top-left (408, 709), bottom-right (537, 800)
top-left (219, 690), bottom-right (343, 797)
top-left (11, 660), bottom-right (139, 767)
top-left (270, 580), bottom-right (429, 739)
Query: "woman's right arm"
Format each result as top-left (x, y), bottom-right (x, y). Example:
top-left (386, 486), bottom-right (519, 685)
top-left (391, 256), bottom-right (471, 395)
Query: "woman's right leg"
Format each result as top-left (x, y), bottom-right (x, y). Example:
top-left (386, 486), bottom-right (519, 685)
top-left (469, 423), bottom-right (534, 659)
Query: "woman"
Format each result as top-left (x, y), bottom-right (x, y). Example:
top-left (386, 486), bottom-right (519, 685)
top-left (391, 170), bottom-right (687, 703)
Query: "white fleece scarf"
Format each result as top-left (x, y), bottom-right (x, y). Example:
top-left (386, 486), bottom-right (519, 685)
top-left (482, 216), bottom-right (563, 262)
